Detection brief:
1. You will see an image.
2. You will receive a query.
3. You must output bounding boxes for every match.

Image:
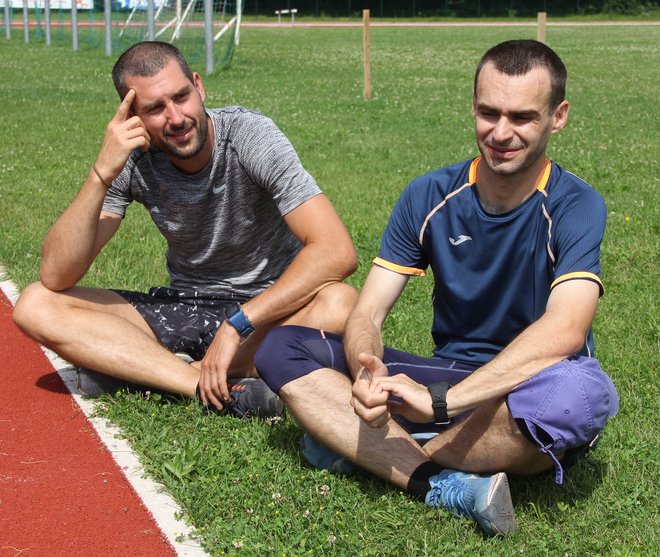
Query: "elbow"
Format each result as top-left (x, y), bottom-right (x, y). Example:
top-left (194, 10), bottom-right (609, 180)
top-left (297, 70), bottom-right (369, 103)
top-left (562, 326), bottom-right (590, 358)
top-left (39, 274), bottom-right (66, 292)
top-left (337, 242), bottom-right (359, 280)
top-left (345, 246), bottom-right (359, 277)
top-left (39, 265), bottom-right (75, 292)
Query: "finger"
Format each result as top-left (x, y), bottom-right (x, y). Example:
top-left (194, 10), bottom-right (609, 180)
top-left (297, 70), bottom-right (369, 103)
top-left (198, 368), bottom-right (211, 407)
top-left (119, 116), bottom-right (151, 145)
top-left (217, 376), bottom-right (230, 404)
top-left (358, 352), bottom-right (388, 378)
top-left (206, 389), bottom-right (225, 411)
top-left (353, 379), bottom-right (388, 409)
top-left (199, 379), bottom-right (209, 406)
top-left (206, 373), bottom-right (229, 408)
top-left (129, 124), bottom-right (151, 152)
top-left (114, 89), bottom-right (136, 122)
top-left (200, 373), bottom-right (225, 410)
top-left (352, 394), bottom-right (388, 422)
top-left (356, 366), bottom-right (372, 383)
top-left (367, 409), bottom-right (391, 429)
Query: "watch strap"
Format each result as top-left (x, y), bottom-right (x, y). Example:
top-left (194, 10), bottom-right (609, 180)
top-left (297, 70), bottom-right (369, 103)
top-left (225, 303), bottom-right (254, 338)
top-left (428, 382), bottom-right (451, 425)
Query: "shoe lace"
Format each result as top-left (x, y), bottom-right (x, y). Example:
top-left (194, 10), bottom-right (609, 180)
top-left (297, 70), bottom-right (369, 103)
top-left (226, 383), bottom-right (252, 418)
top-left (428, 475), bottom-right (472, 518)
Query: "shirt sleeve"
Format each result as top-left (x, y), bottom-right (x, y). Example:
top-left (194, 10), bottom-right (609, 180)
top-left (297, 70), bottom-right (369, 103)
top-left (232, 111), bottom-right (322, 216)
top-left (375, 181), bottom-right (428, 276)
top-left (101, 158), bottom-right (135, 218)
top-left (550, 185), bottom-right (606, 294)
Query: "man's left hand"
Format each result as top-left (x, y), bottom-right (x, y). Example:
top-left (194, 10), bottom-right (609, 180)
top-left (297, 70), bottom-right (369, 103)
top-left (372, 374), bottom-right (435, 424)
top-left (198, 322), bottom-right (241, 410)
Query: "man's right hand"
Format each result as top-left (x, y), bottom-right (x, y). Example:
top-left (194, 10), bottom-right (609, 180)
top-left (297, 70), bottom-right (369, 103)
top-left (350, 352), bottom-right (391, 428)
top-left (94, 89), bottom-right (151, 185)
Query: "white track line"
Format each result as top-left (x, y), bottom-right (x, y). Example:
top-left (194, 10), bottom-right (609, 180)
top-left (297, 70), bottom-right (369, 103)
top-left (0, 265), bottom-right (207, 557)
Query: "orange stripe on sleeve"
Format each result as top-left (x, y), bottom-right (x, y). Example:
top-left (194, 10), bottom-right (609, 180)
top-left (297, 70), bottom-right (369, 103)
top-left (373, 257), bottom-right (427, 276)
top-left (551, 272), bottom-right (604, 293)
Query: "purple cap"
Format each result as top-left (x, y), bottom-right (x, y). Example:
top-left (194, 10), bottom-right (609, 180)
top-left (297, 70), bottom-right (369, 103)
top-left (507, 356), bottom-right (618, 484)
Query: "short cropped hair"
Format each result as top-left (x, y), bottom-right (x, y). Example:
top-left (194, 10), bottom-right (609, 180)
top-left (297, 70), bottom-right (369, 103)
top-left (112, 41), bottom-right (195, 99)
top-left (474, 40), bottom-right (567, 110)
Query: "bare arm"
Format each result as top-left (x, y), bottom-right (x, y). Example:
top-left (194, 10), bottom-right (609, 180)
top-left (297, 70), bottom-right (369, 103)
top-left (343, 265), bottom-right (411, 427)
top-left (444, 279), bottom-right (600, 416)
top-left (343, 264), bottom-right (410, 378)
top-left (241, 194), bottom-right (358, 327)
top-left (40, 90), bottom-right (150, 290)
top-left (198, 193), bottom-right (359, 408)
top-left (373, 279), bottom-right (601, 424)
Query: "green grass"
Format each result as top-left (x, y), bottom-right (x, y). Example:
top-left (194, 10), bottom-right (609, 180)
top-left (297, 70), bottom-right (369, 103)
top-left (1, 24), bottom-right (659, 556)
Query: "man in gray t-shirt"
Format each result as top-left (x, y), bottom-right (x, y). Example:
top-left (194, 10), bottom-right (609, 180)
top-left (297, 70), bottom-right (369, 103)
top-left (14, 41), bottom-right (357, 417)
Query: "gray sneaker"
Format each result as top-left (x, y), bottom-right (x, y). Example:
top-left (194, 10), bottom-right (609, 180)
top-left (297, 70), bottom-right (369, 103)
top-left (197, 378), bottom-right (285, 420)
top-left (76, 367), bottom-right (133, 396)
top-left (76, 352), bottom-right (194, 397)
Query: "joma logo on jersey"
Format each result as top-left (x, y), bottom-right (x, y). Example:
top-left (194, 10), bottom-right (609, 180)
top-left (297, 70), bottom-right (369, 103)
top-left (449, 235), bottom-right (473, 246)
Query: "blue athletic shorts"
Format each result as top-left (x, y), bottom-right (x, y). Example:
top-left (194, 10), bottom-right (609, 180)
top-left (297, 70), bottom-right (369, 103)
top-left (255, 325), bottom-right (618, 484)
top-left (114, 287), bottom-right (248, 361)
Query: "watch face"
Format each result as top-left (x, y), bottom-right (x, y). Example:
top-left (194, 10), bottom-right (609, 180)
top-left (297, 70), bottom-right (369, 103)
top-left (226, 303), bottom-right (253, 337)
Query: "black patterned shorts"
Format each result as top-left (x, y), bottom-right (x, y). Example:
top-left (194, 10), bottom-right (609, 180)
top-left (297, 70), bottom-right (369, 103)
top-left (114, 286), bottom-right (249, 361)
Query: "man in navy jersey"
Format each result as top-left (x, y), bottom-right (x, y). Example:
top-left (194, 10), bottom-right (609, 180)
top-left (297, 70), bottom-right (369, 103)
top-left (255, 40), bottom-right (618, 535)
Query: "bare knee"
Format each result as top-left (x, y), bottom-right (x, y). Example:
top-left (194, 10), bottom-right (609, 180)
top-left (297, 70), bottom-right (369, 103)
top-left (300, 283), bottom-right (358, 333)
top-left (13, 281), bottom-right (58, 339)
top-left (425, 399), bottom-right (554, 475)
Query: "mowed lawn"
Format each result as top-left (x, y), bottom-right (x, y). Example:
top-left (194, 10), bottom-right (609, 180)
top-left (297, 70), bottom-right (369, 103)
top-left (0, 23), bottom-right (658, 556)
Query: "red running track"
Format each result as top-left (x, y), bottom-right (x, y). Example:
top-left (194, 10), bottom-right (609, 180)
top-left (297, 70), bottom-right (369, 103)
top-left (0, 287), bottom-right (177, 556)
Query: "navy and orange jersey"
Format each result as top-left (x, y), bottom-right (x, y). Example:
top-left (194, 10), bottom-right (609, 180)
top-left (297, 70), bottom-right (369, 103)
top-left (376, 157), bottom-right (606, 365)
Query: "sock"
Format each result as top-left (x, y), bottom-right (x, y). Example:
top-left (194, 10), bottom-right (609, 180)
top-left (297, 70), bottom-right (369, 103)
top-left (407, 461), bottom-right (444, 500)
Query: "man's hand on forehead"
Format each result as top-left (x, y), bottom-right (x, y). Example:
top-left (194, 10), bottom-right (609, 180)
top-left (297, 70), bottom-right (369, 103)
top-left (121, 88), bottom-right (140, 116)
top-left (92, 89), bottom-right (151, 184)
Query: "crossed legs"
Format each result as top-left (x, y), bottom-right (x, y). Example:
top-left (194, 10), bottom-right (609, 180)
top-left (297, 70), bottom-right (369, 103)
top-left (279, 368), bottom-right (553, 488)
top-left (13, 283), bottom-right (201, 396)
top-left (13, 281), bottom-right (357, 397)
top-left (255, 325), bottom-right (554, 488)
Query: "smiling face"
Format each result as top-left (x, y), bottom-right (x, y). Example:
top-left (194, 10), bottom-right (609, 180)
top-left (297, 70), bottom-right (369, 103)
top-left (126, 58), bottom-right (212, 172)
top-left (472, 62), bottom-right (568, 181)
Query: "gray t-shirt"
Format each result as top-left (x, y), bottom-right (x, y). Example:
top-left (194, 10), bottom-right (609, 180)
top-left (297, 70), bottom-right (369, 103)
top-left (102, 106), bottom-right (322, 297)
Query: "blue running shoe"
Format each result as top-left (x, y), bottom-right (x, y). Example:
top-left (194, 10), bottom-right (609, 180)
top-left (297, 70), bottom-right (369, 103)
top-left (301, 433), bottom-right (355, 475)
top-left (425, 469), bottom-right (515, 536)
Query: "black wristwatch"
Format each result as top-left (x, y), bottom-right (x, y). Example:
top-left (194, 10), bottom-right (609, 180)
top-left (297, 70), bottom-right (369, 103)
top-left (224, 302), bottom-right (255, 339)
top-left (428, 382), bottom-right (451, 425)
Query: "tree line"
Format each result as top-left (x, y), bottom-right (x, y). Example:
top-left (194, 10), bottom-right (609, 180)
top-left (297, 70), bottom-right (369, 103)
top-left (242, 0), bottom-right (658, 18)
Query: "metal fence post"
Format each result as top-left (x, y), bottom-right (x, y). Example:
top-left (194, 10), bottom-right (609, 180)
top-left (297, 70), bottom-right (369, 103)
top-left (104, 0), bottom-right (111, 57)
top-left (204, 0), bottom-right (214, 75)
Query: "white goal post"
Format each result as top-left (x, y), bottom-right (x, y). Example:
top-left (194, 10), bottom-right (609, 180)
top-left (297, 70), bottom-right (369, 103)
top-left (118, 0), bottom-right (242, 48)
